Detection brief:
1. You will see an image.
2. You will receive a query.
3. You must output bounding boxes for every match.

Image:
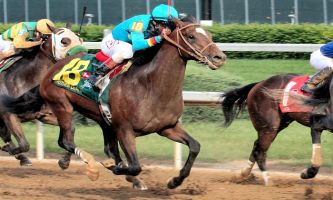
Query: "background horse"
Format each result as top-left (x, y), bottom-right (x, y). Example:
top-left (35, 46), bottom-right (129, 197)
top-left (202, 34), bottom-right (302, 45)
top-left (0, 26), bottom-right (83, 165)
top-left (220, 73), bottom-right (330, 186)
top-left (7, 18), bottom-right (225, 188)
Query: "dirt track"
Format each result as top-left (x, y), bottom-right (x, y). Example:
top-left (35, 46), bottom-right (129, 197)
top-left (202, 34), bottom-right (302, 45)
top-left (0, 159), bottom-right (333, 200)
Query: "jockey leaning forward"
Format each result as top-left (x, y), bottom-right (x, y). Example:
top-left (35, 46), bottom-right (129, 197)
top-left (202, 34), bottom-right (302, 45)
top-left (301, 41), bottom-right (333, 94)
top-left (88, 4), bottom-right (179, 86)
top-left (0, 19), bottom-right (55, 61)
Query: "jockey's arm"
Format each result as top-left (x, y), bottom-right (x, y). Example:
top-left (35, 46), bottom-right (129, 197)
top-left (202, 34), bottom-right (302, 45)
top-left (12, 32), bottom-right (42, 49)
top-left (130, 31), bottom-right (162, 51)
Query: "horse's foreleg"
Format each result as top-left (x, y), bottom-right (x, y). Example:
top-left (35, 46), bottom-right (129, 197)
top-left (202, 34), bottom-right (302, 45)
top-left (0, 126), bottom-right (32, 166)
top-left (3, 114), bottom-right (30, 154)
top-left (301, 120), bottom-right (323, 179)
top-left (158, 122), bottom-right (200, 189)
top-left (111, 128), bottom-right (142, 177)
top-left (101, 129), bottom-right (147, 190)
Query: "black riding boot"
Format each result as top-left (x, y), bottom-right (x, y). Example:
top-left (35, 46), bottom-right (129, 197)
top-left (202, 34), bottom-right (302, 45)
top-left (88, 65), bottom-right (111, 86)
top-left (301, 67), bottom-right (333, 94)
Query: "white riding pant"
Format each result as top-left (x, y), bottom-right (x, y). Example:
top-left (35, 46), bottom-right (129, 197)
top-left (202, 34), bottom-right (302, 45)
top-left (101, 33), bottom-right (134, 63)
top-left (310, 49), bottom-right (333, 71)
top-left (0, 35), bottom-right (13, 52)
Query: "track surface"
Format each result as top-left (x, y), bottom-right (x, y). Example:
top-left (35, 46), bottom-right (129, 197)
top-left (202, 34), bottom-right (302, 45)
top-left (0, 159), bottom-right (333, 200)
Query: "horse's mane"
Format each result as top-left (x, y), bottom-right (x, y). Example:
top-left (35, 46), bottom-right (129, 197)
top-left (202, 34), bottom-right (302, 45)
top-left (14, 46), bottom-right (40, 59)
top-left (131, 44), bottom-right (162, 66)
top-left (131, 15), bottom-right (197, 66)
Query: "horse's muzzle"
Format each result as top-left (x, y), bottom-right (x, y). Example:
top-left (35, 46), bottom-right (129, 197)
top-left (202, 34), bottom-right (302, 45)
top-left (207, 53), bottom-right (227, 70)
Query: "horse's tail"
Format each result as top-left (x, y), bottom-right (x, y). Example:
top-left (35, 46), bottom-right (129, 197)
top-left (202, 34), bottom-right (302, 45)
top-left (0, 86), bottom-right (44, 114)
top-left (220, 82), bottom-right (259, 127)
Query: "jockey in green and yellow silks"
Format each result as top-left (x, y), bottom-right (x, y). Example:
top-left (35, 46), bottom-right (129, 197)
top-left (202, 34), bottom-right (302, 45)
top-left (88, 4), bottom-right (179, 86)
top-left (0, 19), bottom-right (55, 61)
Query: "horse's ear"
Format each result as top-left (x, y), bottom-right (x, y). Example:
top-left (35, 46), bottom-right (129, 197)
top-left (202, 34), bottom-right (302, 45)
top-left (65, 22), bottom-right (72, 30)
top-left (47, 23), bottom-right (57, 34)
top-left (172, 19), bottom-right (184, 28)
top-left (179, 13), bottom-right (197, 23)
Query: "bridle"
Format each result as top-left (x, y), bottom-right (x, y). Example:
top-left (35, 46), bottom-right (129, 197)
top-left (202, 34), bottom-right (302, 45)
top-left (163, 23), bottom-right (217, 68)
top-left (39, 35), bottom-right (57, 63)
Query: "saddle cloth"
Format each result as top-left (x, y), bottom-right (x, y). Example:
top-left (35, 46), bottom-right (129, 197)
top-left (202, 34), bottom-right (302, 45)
top-left (52, 53), bottom-right (128, 102)
top-left (279, 76), bottom-right (314, 113)
top-left (0, 56), bottom-right (23, 73)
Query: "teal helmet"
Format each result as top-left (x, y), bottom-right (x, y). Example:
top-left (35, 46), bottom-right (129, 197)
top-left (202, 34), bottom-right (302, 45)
top-left (151, 4), bottom-right (179, 22)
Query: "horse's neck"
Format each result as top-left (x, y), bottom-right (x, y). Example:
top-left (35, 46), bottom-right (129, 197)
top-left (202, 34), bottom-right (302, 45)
top-left (14, 50), bottom-right (53, 82)
top-left (138, 42), bottom-right (187, 95)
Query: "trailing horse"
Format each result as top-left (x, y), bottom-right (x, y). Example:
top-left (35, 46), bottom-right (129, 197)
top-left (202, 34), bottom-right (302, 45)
top-left (0, 26), bottom-right (84, 165)
top-left (3, 18), bottom-right (225, 188)
top-left (220, 73), bottom-right (331, 186)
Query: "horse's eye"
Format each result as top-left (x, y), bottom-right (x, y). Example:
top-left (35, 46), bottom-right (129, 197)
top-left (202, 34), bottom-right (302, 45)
top-left (61, 38), bottom-right (71, 46)
top-left (188, 35), bottom-right (194, 40)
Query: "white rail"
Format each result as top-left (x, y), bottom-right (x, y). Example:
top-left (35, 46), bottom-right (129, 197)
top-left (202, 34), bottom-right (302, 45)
top-left (83, 42), bottom-right (323, 52)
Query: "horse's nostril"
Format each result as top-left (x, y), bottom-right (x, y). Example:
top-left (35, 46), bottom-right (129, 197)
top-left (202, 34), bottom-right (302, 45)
top-left (213, 54), bottom-right (226, 61)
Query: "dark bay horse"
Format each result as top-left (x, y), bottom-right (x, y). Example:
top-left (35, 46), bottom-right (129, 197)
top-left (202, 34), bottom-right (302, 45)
top-left (220, 74), bottom-right (330, 185)
top-left (0, 27), bottom-right (83, 165)
top-left (8, 19), bottom-right (225, 188)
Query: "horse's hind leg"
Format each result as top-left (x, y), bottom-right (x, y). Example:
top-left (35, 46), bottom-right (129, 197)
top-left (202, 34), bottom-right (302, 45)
top-left (158, 122), bottom-right (200, 189)
top-left (50, 100), bottom-right (99, 181)
top-left (243, 127), bottom-right (279, 186)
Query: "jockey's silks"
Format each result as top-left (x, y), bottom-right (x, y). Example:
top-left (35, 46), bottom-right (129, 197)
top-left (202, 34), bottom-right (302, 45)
top-left (112, 15), bottom-right (162, 51)
top-left (3, 22), bottom-right (36, 42)
top-left (2, 22), bottom-right (41, 49)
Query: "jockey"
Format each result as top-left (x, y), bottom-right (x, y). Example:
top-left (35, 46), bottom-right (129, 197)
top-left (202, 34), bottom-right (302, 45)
top-left (301, 41), bottom-right (333, 94)
top-left (89, 4), bottom-right (179, 85)
top-left (0, 19), bottom-right (55, 61)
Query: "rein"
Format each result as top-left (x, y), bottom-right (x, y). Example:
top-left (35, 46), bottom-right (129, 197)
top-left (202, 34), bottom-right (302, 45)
top-left (163, 23), bottom-right (216, 67)
top-left (39, 39), bottom-right (57, 63)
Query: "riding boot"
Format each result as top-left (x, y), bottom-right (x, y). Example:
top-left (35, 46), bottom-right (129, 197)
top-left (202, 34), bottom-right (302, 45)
top-left (301, 67), bottom-right (333, 94)
top-left (88, 65), bottom-right (111, 85)
top-left (88, 60), bottom-right (118, 88)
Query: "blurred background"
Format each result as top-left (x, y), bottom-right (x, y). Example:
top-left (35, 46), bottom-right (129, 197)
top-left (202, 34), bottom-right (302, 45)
top-left (1, 0), bottom-right (333, 172)
top-left (1, 0), bottom-right (333, 25)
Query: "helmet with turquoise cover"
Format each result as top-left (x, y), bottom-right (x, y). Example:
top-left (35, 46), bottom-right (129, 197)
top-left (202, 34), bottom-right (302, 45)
top-left (151, 4), bottom-right (179, 22)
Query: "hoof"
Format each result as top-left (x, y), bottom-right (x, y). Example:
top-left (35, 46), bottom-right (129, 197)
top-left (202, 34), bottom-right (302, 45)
top-left (126, 176), bottom-right (148, 190)
top-left (300, 167), bottom-right (319, 179)
top-left (167, 177), bottom-right (182, 189)
top-left (264, 179), bottom-right (274, 186)
top-left (240, 168), bottom-right (252, 178)
top-left (133, 181), bottom-right (148, 190)
top-left (58, 159), bottom-right (70, 170)
top-left (19, 158), bottom-right (32, 167)
top-left (86, 164), bottom-right (99, 181)
top-left (100, 159), bottom-right (115, 170)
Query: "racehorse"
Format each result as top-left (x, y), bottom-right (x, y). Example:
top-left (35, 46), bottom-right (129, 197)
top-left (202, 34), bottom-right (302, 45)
top-left (0, 26), bottom-right (84, 165)
top-left (4, 18), bottom-right (226, 188)
top-left (220, 74), bottom-right (329, 186)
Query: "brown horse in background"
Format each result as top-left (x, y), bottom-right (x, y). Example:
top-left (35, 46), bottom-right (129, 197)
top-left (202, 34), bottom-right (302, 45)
top-left (6, 19), bottom-right (225, 188)
top-left (0, 27), bottom-right (83, 165)
top-left (220, 74), bottom-right (330, 186)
